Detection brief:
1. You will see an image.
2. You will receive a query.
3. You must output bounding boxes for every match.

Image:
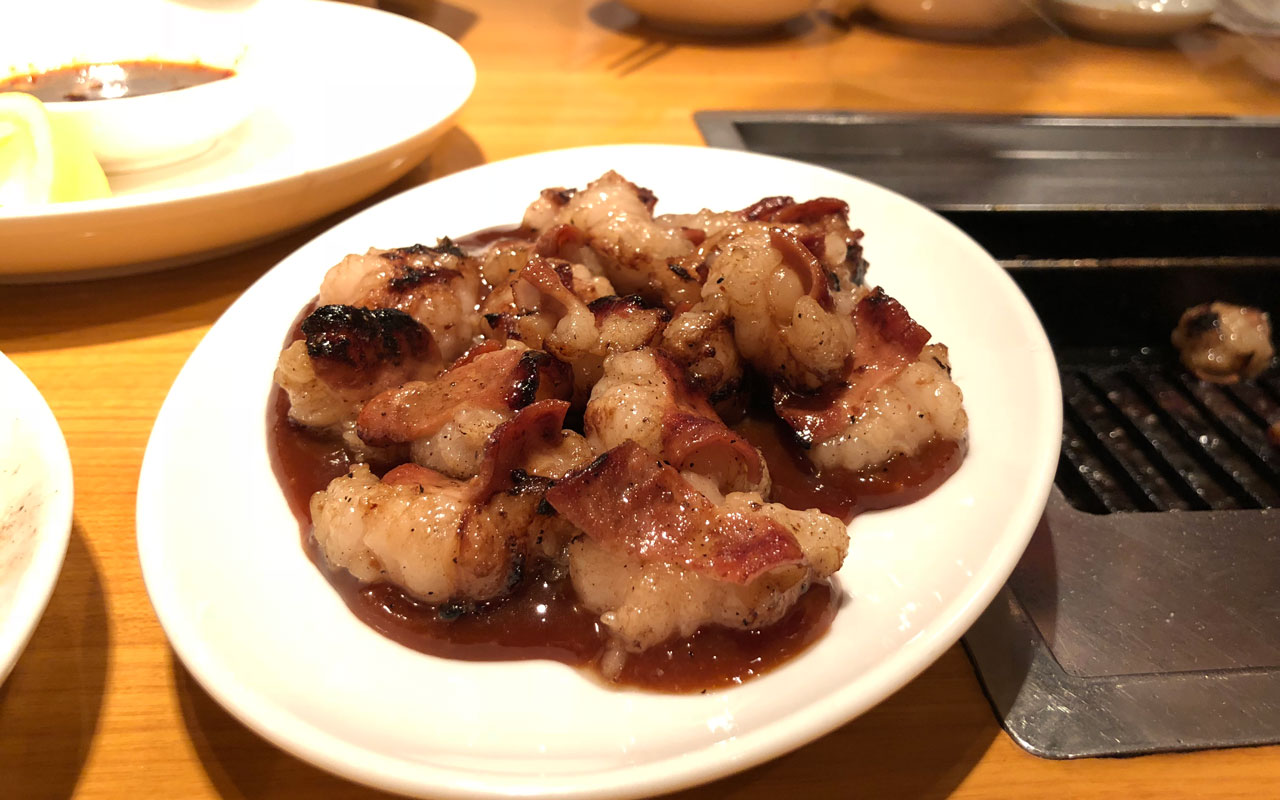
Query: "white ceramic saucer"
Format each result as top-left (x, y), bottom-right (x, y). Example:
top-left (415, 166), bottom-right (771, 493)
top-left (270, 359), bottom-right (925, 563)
top-left (0, 352), bottom-right (74, 684)
top-left (0, 0), bottom-right (474, 282)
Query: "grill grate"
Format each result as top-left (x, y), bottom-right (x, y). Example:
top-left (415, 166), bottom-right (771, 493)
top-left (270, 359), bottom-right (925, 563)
top-left (695, 110), bottom-right (1280, 758)
top-left (1056, 348), bottom-right (1280, 514)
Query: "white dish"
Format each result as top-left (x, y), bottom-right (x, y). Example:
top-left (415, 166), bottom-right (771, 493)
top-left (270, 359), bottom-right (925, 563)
top-left (138, 144), bottom-right (1061, 799)
top-left (867, 0), bottom-right (1039, 37)
top-left (0, 0), bottom-right (253, 172)
top-left (0, 0), bottom-right (475, 282)
top-left (48, 68), bottom-right (252, 175)
top-left (0, 352), bottom-right (74, 684)
top-left (616, 0), bottom-right (818, 31)
top-left (1048, 0), bottom-right (1216, 37)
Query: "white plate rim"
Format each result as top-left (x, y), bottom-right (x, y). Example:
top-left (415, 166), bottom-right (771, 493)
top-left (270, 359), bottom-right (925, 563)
top-left (0, 1), bottom-right (476, 221)
top-left (0, 0), bottom-right (476, 279)
top-left (138, 143), bottom-right (1062, 799)
top-left (0, 351), bottom-right (74, 684)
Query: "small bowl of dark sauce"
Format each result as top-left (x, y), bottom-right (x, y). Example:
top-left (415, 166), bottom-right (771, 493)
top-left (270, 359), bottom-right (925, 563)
top-left (0, 2), bottom-right (253, 174)
top-left (0, 60), bottom-right (236, 104)
top-left (0, 56), bottom-right (250, 173)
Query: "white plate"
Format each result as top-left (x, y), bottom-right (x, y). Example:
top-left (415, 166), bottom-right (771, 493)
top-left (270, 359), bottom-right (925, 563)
top-left (0, 0), bottom-right (474, 281)
top-left (0, 352), bottom-right (74, 684)
top-left (138, 145), bottom-right (1061, 799)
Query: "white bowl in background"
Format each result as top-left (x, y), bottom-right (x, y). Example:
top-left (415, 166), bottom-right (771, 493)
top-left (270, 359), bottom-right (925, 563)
top-left (0, 0), bottom-right (476, 281)
top-left (616, 0), bottom-right (819, 32)
top-left (38, 64), bottom-right (251, 174)
top-left (867, 0), bottom-right (1040, 37)
top-left (0, 0), bottom-right (253, 173)
top-left (1047, 0), bottom-right (1216, 39)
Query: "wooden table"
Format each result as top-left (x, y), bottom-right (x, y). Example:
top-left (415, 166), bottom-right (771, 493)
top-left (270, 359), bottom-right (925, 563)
top-left (3, 1), bottom-right (1277, 796)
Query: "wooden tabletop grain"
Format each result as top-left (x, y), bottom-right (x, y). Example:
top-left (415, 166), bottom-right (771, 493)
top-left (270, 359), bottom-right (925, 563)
top-left (2, 1), bottom-right (1278, 797)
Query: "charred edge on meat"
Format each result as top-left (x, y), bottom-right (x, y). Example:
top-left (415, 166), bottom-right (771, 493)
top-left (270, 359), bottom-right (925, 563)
top-left (302, 305), bottom-right (427, 366)
top-left (587, 294), bottom-right (672, 325)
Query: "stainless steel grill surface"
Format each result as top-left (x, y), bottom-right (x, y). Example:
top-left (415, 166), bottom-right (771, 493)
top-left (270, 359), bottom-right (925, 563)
top-left (698, 109), bottom-right (1280, 758)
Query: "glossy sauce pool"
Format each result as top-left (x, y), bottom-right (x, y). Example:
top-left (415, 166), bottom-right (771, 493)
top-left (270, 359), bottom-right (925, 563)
top-left (736, 414), bottom-right (965, 523)
top-left (0, 60), bottom-right (233, 102)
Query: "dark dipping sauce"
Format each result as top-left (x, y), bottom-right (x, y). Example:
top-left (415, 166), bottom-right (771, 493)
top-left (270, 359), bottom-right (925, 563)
top-left (737, 416), bottom-right (965, 523)
top-left (0, 60), bottom-right (233, 102)
top-left (268, 280), bottom-right (963, 692)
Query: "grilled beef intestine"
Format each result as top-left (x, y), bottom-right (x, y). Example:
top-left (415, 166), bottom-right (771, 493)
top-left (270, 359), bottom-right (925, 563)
top-left (312, 401), bottom-right (589, 605)
top-left (481, 256), bottom-right (615, 328)
top-left (549, 352), bottom-right (854, 676)
top-left (585, 349), bottom-right (769, 497)
top-left (658, 200), bottom-right (868, 400)
top-left (657, 303), bottom-right (743, 407)
top-left (357, 344), bottom-right (575, 479)
top-left (274, 304), bottom-right (444, 458)
top-left (481, 257), bottom-right (670, 404)
top-left (773, 288), bottom-right (967, 472)
top-left (318, 240), bottom-right (485, 362)
top-left (663, 194), bottom-right (868, 303)
top-left (546, 440), bottom-right (847, 678)
top-left (274, 170), bottom-right (970, 677)
top-left (522, 171), bottom-right (702, 309)
top-left (692, 224), bottom-right (856, 392)
top-left (1172, 302), bottom-right (1275, 384)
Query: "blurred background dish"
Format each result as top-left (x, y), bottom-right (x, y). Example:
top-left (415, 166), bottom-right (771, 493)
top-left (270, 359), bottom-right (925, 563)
top-left (0, 0), bottom-right (253, 173)
top-left (865, 0), bottom-right (1040, 38)
top-left (615, 0), bottom-right (819, 32)
top-left (1214, 0), bottom-right (1279, 35)
top-left (10, 64), bottom-right (252, 175)
top-left (0, 0), bottom-right (475, 281)
top-left (0, 351), bottom-right (73, 685)
top-left (1047, 0), bottom-right (1217, 39)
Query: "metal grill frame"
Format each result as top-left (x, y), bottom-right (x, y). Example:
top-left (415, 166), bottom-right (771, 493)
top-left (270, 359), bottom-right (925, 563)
top-left (696, 109), bottom-right (1280, 758)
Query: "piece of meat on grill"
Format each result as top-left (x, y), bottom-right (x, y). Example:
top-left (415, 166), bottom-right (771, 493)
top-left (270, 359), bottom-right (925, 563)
top-left (1172, 301), bottom-right (1274, 384)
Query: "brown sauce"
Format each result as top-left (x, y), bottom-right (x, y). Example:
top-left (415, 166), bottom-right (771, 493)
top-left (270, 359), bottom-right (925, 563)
top-left (453, 224), bottom-right (533, 251)
top-left (737, 414), bottom-right (966, 524)
top-left (0, 60), bottom-right (233, 102)
top-left (615, 582), bottom-right (836, 691)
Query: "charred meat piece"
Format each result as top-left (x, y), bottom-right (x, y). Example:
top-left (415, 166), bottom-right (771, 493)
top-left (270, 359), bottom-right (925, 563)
top-left (775, 287), bottom-right (931, 445)
top-left (317, 240), bottom-right (485, 361)
top-left (483, 257), bottom-right (669, 403)
top-left (357, 346), bottom-right (573, 447)
top-left (547, 441), bottom-right (803, 585)
top-left (547, 440), bottom-right (848, 676)
top-left (661, 194), bottom-right (869, 300)
top-left (1172, 302), bottom-right (1274, 384)
top-left (522, 171), bottom-right (701, 309)
top-left (774, 287), bottom-right (966, 472)
top-left (301, 305), bottom-right (441, 392)
top-left (585, 348), bottom-right (766, 496)
top-left (658, 303), bottom-right (743, 405)
top-left (273, 304), bottom-right (444, 437)
top-left (311, 401), bottom-right (572, 604)
top-left (697, 224), bottom-right (855, 391)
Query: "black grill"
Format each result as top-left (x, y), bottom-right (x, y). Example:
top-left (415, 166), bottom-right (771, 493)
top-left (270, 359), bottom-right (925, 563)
top-left (1055, 350), bottom-right (1280, 514)
top-left (693, 108), bottom-right (1280, 758)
